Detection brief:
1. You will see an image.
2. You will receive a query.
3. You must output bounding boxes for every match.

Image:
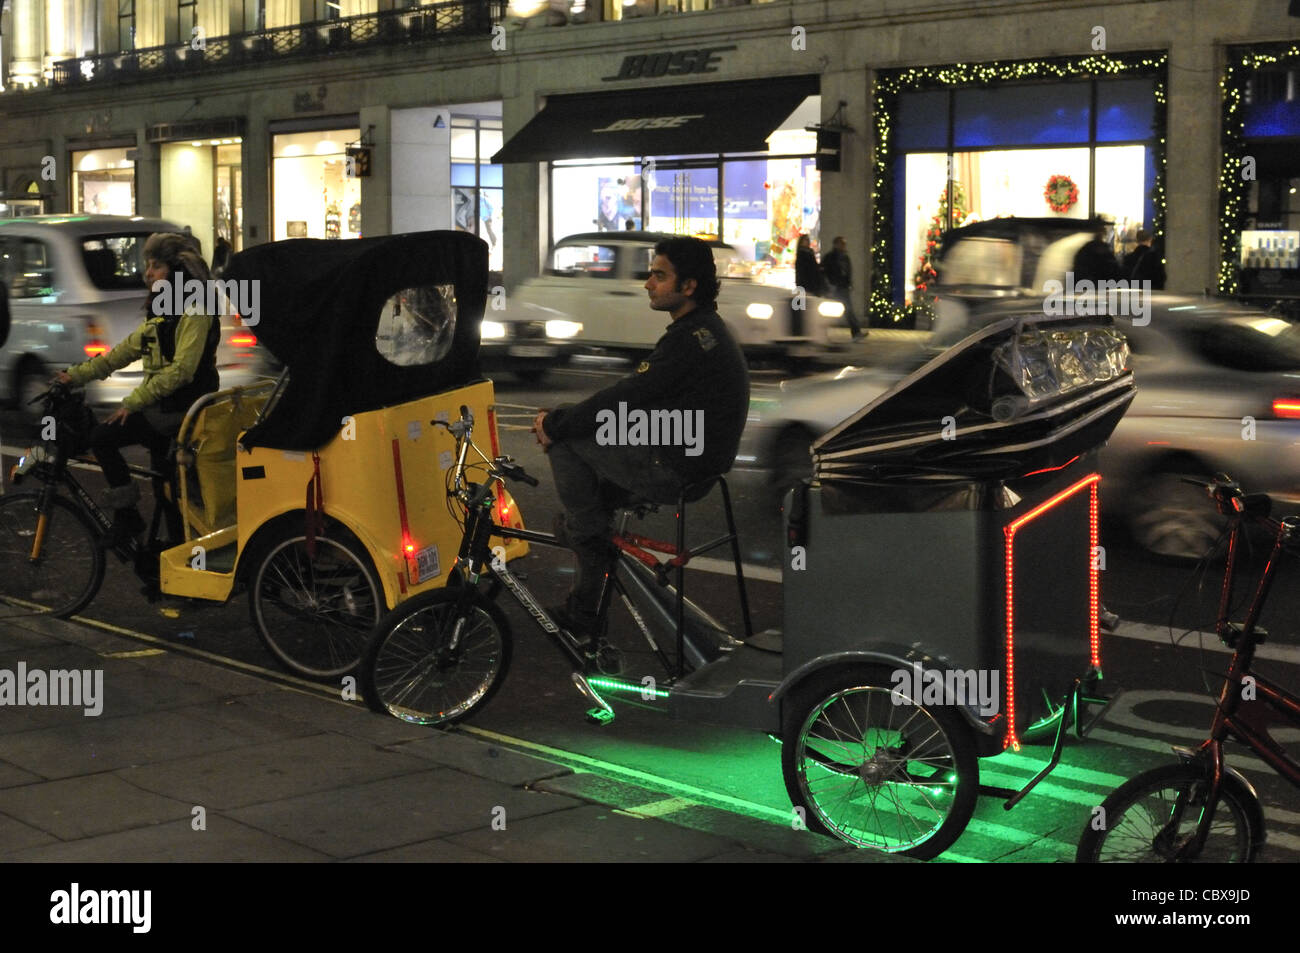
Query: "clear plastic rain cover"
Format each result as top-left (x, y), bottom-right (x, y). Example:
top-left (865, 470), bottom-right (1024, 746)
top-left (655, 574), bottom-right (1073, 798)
top-left (993, 326), bottom-right (1129, 402)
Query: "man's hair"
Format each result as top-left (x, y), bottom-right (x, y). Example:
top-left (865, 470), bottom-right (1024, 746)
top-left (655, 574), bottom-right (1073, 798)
top-left (654, 237), bottom-right (720, 308)
top-left (1135, 228), bottom-right (1152, 243)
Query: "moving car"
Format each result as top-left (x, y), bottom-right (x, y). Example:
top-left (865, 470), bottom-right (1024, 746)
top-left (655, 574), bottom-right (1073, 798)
top-left (0, 215), bottom-right (272, 420)
top-left (480, 231), bottom-right (847, 381)
top-left (736, 294), bottom-right (1300, 560)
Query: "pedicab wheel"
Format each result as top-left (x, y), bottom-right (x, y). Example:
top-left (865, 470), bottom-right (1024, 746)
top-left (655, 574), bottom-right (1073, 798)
top-left (1075, 762), bottom-right (1260, 863)
top-left (0, 491), bottom-right (106, 619)
top-left (247, 527), bottom-right (382, 680)
top-left (781, 664), bottom-right (978, 860)
top-left (361, 588), bottom-right (512, 726)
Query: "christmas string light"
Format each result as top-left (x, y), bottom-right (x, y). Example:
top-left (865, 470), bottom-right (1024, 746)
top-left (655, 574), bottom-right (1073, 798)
top-left (1218, 42), bottom-right (1300, 296)
top-left (870, 52), bottom-right (1169, 326)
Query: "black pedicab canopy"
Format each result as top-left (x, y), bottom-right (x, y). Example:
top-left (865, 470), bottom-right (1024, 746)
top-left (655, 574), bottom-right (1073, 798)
top-left (812, 311), bottom-right (1136, 488)
top-left (224, 230), bottom-right (488, 450)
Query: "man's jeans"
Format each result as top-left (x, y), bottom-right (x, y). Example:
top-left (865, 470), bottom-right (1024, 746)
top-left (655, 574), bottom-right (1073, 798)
top-left (547, 436), bottom-right (685, 609)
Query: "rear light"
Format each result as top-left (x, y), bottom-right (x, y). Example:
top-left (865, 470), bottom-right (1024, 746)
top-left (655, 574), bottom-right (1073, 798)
top-left (230, 333), bottom-right (258, 347)
top-left (1274, 398), bottom-right (1300, 420)
top-left (84, 321), bottom-right (109, 357)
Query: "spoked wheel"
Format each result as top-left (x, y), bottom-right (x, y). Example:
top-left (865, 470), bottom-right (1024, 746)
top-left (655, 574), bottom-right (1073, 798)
top-left (0, 491), bottom-right (105, 618)
top-left (1076, 762), bottom-right (1261, 862)
top-left (781, 664), bottom-right (979, 860)
top-left (248, 528), bottom-right (382, 679)
top-left (361, 588), bottom-right (512, 726)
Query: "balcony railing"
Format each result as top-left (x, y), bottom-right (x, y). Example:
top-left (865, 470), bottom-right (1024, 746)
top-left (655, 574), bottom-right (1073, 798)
top-left (46, 1), bottom-right (504, 89)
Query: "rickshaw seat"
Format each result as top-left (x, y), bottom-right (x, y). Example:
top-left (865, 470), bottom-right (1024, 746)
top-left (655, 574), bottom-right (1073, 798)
top-left (179, 388), bottom-right (272, 536)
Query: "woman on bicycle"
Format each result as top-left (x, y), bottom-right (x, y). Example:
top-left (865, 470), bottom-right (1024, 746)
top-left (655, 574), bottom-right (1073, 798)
top-left (56, 232), bottom-right (221, 546)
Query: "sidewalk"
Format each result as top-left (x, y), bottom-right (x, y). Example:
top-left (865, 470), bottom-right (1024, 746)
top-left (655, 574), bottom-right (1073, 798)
top-left (0, 610), bottom-right (909, 864)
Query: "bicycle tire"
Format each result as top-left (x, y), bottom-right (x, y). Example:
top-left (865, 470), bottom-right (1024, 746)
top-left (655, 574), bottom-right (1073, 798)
top-left (247, 527), bottom-right (383, 680)
top-left (780, 664), bottom-right (979, 860)
top-left (361, 588), bottom-right (512, 727)
top-left (0, 490), bottom-right (105, 618)
top-left (1076, 761), bottom-right (1261, 862)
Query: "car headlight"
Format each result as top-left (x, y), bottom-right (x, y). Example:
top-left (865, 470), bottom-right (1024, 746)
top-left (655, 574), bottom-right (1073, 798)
top-left (481, 321), bottom-right (507, 340)
top-left (746, 303), bottom-right (774, 320)
top-left (818, 300), bottom-right (845, 318)
top-left (545, 320), bottom-right (582, 339)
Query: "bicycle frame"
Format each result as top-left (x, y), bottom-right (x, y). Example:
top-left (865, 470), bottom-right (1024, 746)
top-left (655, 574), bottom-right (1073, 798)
top-left (1177, 494), bottom-right (1300, 858)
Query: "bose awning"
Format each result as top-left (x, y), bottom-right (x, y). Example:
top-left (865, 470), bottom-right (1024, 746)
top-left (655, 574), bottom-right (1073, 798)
top-left (492, 75), bottom-right (819, 163)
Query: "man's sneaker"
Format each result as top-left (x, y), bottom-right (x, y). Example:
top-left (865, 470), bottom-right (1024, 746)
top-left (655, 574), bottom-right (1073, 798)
top-left (100, 507), bottom-right (146, 550)
top-left (548, 599), bottom-right (602, 645)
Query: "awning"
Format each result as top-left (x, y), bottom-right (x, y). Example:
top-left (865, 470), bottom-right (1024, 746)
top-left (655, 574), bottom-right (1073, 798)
top-left (492, 75), bottom-right (819, 163)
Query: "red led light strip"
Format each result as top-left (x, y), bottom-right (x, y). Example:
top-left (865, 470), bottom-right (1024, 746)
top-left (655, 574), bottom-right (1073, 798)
top-left (392, 438), bottom-right (415, 587)
top-left (1002, 472), bottom-right (1101, 751)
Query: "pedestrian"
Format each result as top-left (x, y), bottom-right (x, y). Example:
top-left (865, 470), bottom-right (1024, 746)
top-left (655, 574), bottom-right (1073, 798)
top-left (1071, 221), bottom-right (1121, 285)
top-left (791, 234), bottom-right (825, 336)
top-left (532, 236), bottom-right (750, 646)
top-left (820, 235), bottom-right (863, 339)
top-left (55, 233), bottom-right (220, 547)
top-left (1122, 229), bottom-right (1166, 290)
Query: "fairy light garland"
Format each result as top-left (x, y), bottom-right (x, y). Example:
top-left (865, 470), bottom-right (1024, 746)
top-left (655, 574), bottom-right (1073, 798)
top-left (1218, 42), bottom-right (1300, 296)
top-left (871, 52), bottom-right (1169, 325)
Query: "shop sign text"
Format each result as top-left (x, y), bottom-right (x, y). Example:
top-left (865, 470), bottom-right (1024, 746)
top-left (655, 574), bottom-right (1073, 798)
top-left (601, 46), bottom-right (735, 82)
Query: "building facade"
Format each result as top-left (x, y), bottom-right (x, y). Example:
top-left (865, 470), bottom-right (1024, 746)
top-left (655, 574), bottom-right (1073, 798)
top-left (1, 0), bottom-right (1298, 322)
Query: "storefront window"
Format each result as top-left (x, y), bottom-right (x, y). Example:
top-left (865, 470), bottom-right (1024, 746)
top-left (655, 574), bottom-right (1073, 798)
top-left (272, 128), bottom-right (361, 241)
top-left (897, 79), bottom-right (1157, 305)
top-left (72, 147), bottom-right (136, 216)
top-left (450, 116), bottom-right (504, 273)
top-left (161, 137), bottom-right (244, 263)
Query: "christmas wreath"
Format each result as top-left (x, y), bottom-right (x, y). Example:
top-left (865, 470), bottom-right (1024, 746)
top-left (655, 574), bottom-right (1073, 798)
top-left (1043, 174), bottom-right (1079, 214)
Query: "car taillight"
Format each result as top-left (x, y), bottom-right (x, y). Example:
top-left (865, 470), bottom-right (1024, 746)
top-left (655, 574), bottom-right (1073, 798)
top-left (1274, 398), bottom-right (1300, 419)
top-left (84, 321), bottom-right (109, 357)
top-left (230, 333), bottom-right (258, 347)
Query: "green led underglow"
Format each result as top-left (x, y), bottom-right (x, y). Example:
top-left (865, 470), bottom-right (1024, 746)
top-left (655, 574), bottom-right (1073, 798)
top-left (586, 676), bottom-right (670, 700)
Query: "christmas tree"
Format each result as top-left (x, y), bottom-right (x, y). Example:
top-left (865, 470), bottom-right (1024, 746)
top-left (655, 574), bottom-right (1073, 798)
top-left (913, 181), bottom-right (970, 301)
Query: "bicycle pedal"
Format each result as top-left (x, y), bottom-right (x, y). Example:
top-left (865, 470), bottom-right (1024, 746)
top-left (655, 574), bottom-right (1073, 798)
top-left (585, 707), bottom-right (616, 727)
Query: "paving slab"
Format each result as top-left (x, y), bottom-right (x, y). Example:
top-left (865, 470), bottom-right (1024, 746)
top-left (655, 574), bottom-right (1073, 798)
top-left (228, 767), bottom-right (582, 858)
top-left (2, 814), bottom-right (332, 862)
top-left (116, 732), bottom-right (433, 810)
top-left (0, 761), bottom-right (43, 788)
top-left (446, 803), bottom-right (740, 863)
top-left (0, 773), bottom-right (193, 840)
top-left (169, 695), bottom-right (327, 745)
top-left (0, 811), bottom-right (59, 853)
top-left (236, 687), bottom-right (440, 746)
top-left (2, 709), bottom-right (253, 779)
top-left (388, 730), bottom-right (574, 786)
top-left (346, 839), bottom-right (505, 863)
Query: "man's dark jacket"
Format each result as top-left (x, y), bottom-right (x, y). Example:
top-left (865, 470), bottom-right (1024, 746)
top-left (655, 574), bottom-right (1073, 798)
top-left (542, 307), bottom-right (750, 484)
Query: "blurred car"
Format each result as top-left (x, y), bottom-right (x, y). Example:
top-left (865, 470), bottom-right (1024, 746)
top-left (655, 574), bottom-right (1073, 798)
top-left (481, 231), bottom-right (848, 382)
top-left (736, 294), bottom-right (1300, 560)
top-left (0, 215), bottom-right (274, 421)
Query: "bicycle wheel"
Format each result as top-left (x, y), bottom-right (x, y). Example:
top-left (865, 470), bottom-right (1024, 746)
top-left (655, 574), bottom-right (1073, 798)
top-left (0, 491), bottom-right (105, 618)
top-left (781, 664), bottom-right (979, 860)
top-left (1076, 762), bottom-right (1260, 862)
top-left (247, 527), bottom-right (382, 680)
top-left (362, 588), bottom-right (512, 726)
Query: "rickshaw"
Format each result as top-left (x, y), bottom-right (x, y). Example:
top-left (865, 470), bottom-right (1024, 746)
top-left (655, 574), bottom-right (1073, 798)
top-left (0, 231), bottom-right (527, 680)
top-left (361, 305), bottom-right (1138, 858)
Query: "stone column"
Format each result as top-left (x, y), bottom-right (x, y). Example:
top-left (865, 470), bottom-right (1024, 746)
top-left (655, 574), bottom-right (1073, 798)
top-left (10, 0), bottom-right (44, 86)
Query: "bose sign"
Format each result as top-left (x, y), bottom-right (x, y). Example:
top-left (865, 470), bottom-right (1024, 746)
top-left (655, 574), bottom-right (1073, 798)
top-left (601, 46), bottom-right (736, 82)
top-left (592, 115), bottom-right (706, 133)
